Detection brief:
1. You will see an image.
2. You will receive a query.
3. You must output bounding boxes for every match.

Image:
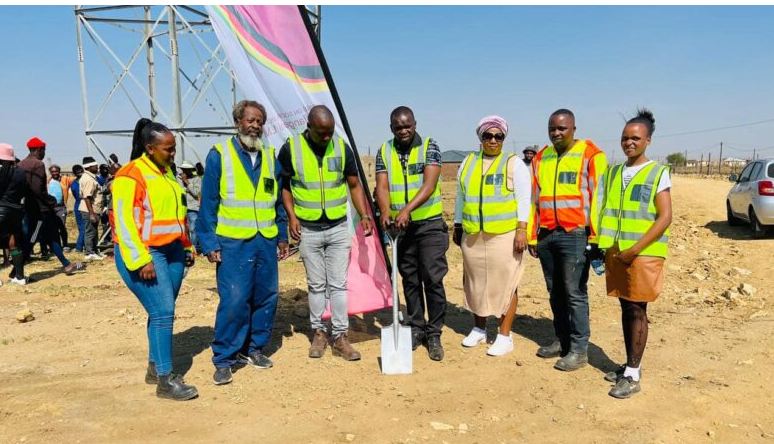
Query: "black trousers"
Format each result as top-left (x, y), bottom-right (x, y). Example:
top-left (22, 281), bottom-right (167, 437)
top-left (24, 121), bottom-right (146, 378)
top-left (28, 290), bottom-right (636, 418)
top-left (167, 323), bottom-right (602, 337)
top-left (397, 218), bottom-right (449, 338)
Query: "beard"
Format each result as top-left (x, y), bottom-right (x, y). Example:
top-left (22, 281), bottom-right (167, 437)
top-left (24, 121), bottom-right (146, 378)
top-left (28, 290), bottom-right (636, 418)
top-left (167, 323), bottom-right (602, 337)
top-left (238, 131), bottom-right (264, 152)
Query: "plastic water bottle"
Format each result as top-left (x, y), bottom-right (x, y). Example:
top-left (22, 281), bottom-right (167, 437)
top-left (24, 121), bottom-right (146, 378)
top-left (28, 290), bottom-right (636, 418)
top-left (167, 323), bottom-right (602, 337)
top-left (585, 245), bottom-right (605, 276)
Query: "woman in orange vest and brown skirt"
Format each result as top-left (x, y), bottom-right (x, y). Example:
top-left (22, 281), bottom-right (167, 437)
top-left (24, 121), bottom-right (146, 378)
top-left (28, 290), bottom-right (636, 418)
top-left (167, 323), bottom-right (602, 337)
top-left (598, 109), bottom-right (672, 399)
top-left (113, 118), bottom-right (197, 401)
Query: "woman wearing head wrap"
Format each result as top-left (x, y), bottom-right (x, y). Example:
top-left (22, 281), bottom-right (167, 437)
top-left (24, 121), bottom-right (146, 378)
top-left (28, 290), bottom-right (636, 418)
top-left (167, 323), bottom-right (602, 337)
top-left (453, 116), bottom-right (532, 356)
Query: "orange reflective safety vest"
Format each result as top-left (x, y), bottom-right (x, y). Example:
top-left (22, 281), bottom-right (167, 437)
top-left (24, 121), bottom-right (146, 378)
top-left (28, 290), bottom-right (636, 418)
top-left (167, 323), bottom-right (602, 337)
top-left (527, 139), bottom-right (607, 245)
top-left (112, 154), bottom-right (191, 271)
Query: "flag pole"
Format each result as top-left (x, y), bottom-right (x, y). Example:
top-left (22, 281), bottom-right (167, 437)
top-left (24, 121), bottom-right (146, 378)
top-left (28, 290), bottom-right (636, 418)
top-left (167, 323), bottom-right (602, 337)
top-left (298, 6), bottom-right (391, 266)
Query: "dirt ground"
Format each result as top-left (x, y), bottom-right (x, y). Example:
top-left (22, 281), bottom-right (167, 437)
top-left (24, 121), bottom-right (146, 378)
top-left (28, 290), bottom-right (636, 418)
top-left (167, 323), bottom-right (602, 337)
top-left (1, 174), bottom-right (773, 444)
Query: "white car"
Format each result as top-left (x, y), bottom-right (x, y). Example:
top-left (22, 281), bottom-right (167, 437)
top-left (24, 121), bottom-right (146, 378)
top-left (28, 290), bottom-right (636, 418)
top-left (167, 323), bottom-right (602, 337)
top-left (726, 157), bottom-right (774, 238)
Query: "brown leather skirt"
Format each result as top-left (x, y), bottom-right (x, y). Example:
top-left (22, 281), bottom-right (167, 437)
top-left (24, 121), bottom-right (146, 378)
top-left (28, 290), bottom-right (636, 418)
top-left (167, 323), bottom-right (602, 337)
top-left (604, 245), bottom-right (665, 302)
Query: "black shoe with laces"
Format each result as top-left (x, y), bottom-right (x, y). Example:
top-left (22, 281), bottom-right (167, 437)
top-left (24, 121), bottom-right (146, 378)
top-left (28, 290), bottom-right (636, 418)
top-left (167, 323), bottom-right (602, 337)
top-left (604, 365), bottom-right (625, 383)
top-left (427, 336), bottom-right (444, 362)
top-left (239, 351), bottom-right (273, 369)
top-left (608, 376), bottom-right (641, 399)
top-left (156, 374), bottom-right (198, 401)
top-left (213, 366), bottom-right (233, 385)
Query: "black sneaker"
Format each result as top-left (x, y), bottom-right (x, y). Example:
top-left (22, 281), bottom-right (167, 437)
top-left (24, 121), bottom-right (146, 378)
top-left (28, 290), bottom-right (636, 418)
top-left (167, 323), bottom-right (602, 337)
top-left (145, 362), bottom-right (158, 385)
top-left (427, 336), bottom-right (444, 362)
top-left (213, 366), bottom-right (233, 385)
top-left (604, 365), bottom-right (625, 383)
top-left (239, 351), bottom-right (273, 369)
top-left (157, 374), bottom-right (198, 401)
top-left (608, 376), bottom-right (641, 399)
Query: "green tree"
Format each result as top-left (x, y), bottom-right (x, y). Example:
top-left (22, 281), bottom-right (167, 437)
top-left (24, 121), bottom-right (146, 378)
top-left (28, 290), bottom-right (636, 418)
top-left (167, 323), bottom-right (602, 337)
top-left (666, 152), bottom-right (686, 166)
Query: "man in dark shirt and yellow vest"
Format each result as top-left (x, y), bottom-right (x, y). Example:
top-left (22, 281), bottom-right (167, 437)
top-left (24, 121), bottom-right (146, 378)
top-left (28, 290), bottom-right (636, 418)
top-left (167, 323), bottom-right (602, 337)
top-left (197, 100), bottom-right (289, 385)
top-left (279, 105), bottom-right (373, 361)
top-left (528, 109), bottom-right (607, 371)
top-left (375, 106), bottom-right (448, 362)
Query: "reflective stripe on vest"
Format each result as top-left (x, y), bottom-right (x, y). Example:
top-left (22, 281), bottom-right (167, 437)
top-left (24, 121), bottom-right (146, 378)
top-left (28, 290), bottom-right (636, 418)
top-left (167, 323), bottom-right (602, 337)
top-left (598, 162), bottom-right (669, 258)
top-left (381, 137), bottom-right (442, 221)
top-left (289, 135), bottom-right (348, 221)
top-left (534, 140), bottom-right (597, 230)
top-left (214, 138), bottom-right (278, 239)
top-left (460, 151), bottom-right (518, 234)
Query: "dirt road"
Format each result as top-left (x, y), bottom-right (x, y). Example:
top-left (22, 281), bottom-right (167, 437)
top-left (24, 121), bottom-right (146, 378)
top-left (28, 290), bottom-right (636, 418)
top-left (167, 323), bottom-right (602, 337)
top-left (1, 175), bottom-right (773, 444)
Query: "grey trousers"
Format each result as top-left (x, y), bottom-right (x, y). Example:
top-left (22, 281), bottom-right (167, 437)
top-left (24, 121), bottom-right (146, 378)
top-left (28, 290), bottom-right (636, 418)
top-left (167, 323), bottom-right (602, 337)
top-left (299, 222), bottom-right (351, 337)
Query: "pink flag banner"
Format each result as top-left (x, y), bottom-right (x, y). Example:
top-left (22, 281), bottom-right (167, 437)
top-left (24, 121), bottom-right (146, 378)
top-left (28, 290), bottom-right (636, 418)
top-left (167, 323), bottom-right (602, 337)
top-left (206, 5), bottom-right (393, 316)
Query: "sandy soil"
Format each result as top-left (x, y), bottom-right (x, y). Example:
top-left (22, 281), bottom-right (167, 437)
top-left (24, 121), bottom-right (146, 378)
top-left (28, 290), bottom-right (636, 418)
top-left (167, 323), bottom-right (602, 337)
top-left (1, 175), bottom-right (773, 444)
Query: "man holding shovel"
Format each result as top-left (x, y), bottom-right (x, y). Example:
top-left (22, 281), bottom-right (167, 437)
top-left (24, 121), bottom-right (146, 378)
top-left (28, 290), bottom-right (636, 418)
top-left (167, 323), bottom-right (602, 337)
top-left (375, 106), bottom-right (449, 362)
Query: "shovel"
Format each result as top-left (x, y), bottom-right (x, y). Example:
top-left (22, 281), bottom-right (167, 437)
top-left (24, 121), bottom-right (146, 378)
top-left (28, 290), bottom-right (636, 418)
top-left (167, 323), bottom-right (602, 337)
top-left (381, 224), bottom-right (413, 375)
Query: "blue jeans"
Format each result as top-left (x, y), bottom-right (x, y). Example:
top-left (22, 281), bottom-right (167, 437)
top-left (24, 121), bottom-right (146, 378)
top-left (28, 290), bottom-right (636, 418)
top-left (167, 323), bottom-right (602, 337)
top-left (186, 211), bottom-right (199, 253)
top-left (74, 207), bottom-right (85, 252)
top-left (212, 233), bottom-right (278, 368)
top-left (536, 228), bottom-right (591, 354)
top-left (116, 241), bottom-right (184, 376)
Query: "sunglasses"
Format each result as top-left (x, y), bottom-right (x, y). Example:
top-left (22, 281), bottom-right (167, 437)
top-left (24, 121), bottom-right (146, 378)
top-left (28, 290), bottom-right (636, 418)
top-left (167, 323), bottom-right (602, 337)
top-left (482, 132), bottom-right (505, 142)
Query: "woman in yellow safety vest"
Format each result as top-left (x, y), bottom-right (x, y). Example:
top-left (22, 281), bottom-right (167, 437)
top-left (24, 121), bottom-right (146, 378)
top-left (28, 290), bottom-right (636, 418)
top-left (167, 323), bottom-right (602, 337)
top-left (112, 118), bottom-right (198, 401)
top-left (598, 109), bottom-right (672, 399)
top-left (452, 116), bottom-right (531, 357)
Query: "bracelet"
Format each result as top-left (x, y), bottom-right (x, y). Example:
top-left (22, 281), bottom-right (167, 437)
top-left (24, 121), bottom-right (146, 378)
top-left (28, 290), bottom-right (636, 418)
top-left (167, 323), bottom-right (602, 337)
top-left (361, 214), bottom-right (372, 220)
top-left (515, 228), bottom-right (527, 233)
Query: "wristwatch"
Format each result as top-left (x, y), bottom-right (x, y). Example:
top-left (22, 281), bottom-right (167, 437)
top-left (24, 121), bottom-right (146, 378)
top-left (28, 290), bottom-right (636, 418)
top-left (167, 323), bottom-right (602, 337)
top-left (361, 214), bottom-right (372, 220)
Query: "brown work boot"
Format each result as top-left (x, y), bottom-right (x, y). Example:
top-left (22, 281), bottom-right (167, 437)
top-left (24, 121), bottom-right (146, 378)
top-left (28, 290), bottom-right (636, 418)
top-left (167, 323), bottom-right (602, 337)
top-left (308, 329), bottom-right (328, 358)
top-left (332, 333), bottom-right (361, 361)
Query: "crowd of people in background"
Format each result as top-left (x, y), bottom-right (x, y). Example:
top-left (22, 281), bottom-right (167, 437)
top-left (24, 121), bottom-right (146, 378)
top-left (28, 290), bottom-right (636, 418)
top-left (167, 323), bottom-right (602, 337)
top-left (0, 136), bottom-right (205, 287)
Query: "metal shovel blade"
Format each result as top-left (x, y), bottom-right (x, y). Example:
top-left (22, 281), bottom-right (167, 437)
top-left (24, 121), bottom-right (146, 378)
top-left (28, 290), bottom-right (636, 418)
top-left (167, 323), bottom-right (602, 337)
top-left (380, 227), bottom-right (412, 375)
top-left (380, 322), bottom-right (413, 374)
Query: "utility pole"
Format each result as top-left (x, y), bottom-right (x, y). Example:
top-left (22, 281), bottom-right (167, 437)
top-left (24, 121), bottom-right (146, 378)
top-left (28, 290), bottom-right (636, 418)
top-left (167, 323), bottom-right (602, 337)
top-left (698, 153), bottom-right (703, 174)
top-left (718, 142), bottom-right (723, 175)
top-left (707, 152), bottom-right (712, 175)
top-left (753, 149), bottom-right (756, 160)
top-left (684, 149), bottom-right (688, 168)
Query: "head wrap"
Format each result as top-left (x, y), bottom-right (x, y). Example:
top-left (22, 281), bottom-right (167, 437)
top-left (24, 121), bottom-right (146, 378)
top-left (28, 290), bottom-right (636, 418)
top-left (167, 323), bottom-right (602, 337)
top-left (27, 137), bottom-right (46, 149)
top-left (476, 116), bottom-right (508, 140)
top-left (0, 143), bottom-right (14, 161)
top-left (180, 162), bottom-right (195, 169)
top-left (523, 146), bottom-right (537, 154)
top-left (82, 156), bottom-right (98, 169)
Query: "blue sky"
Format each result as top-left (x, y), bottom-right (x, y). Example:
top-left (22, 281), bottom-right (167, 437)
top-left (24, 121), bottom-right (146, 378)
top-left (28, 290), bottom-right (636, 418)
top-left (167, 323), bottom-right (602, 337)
top-left (2, 6), bottom-right (774, 166)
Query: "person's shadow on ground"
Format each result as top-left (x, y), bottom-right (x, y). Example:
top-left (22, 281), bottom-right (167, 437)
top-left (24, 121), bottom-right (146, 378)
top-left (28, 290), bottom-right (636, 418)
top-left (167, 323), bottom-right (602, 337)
top-left (444, 299), bottom-right (618, 374)
top-left (172, 325), bottom-right (214, 376)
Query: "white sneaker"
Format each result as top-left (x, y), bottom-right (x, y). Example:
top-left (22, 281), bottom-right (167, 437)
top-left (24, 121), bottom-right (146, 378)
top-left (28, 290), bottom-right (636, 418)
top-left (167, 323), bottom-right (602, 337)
top-left (461, 327), bottom-right (487, 347)
top-left (10, 276), bottom-right (28, 286)
top-left (85, 253), bottom-right (105, 261)
top-left (486, 334), bottom-right (514, 357)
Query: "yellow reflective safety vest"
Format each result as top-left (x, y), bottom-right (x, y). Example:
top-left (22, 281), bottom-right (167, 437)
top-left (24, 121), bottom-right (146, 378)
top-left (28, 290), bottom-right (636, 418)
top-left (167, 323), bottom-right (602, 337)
top-left (214, 138), bottom-right (278, 239)
top-left (112, 154), bottom-right (190, 271)
top-left (289, 135), bottom-right (348, 221)
top-left (380, 137), bottom-right (442, 220)
top-left (598, 162), bottom-right (669, 258)
top-left (460, 151), bottom-right (518, 235)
